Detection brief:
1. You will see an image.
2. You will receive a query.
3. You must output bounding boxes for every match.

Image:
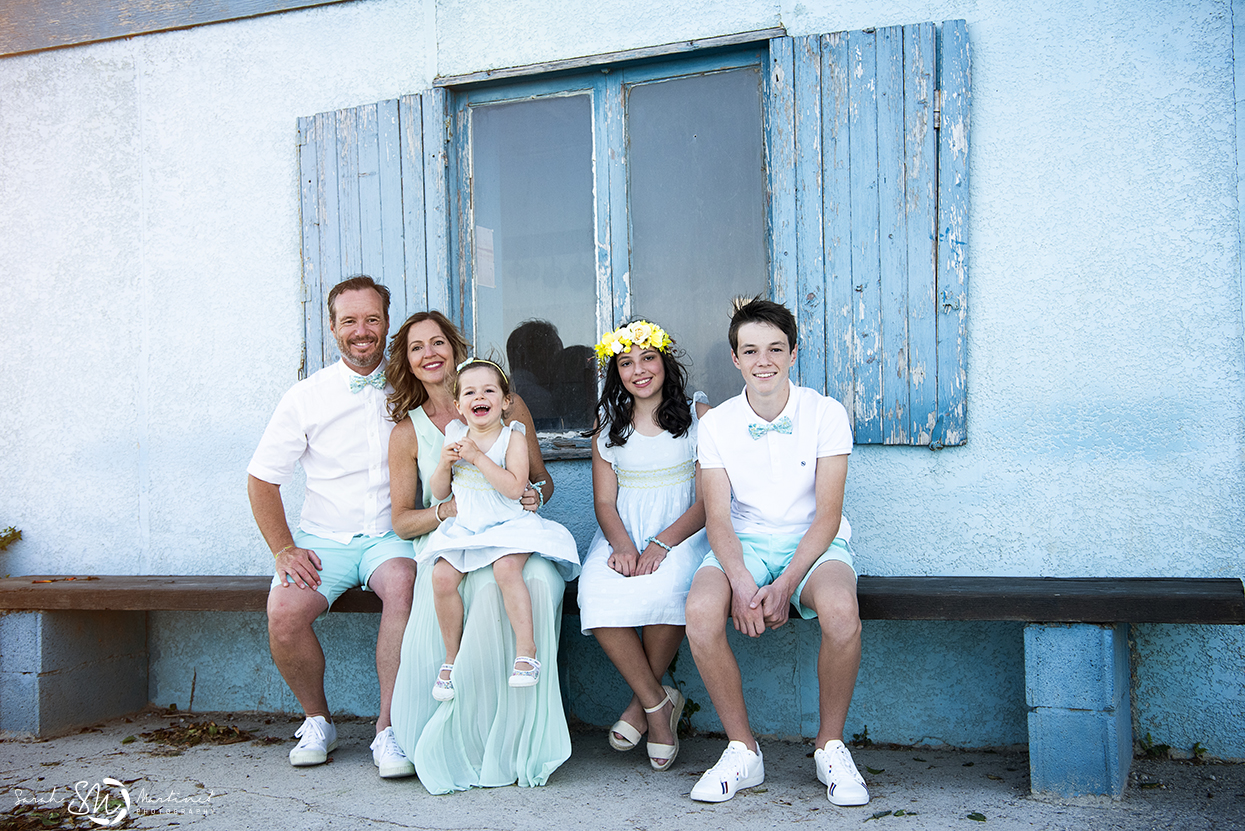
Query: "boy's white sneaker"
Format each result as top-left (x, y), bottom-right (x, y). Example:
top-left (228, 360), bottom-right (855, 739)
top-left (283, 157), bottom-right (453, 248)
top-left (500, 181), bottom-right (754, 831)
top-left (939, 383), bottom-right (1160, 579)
top-left (815, 739), bottom-right (870, 806)
top-left (289, 715), bottom-right (339, 767)
top-left (370, 727), bottom-right (416, 778)
top-left (690, 740), bottom-right (765, 802)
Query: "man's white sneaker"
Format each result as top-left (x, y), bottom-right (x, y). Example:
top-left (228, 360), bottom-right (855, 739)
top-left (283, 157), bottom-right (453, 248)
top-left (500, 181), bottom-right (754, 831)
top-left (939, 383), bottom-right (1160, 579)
top-left (289, 715), bottom-right (339, 767)
top-left (815, 739), bottom-right (870, 806)
top-left (370, 727), bottom-right (416, 778)
top-left (690, 740), bottom-right (765, 802)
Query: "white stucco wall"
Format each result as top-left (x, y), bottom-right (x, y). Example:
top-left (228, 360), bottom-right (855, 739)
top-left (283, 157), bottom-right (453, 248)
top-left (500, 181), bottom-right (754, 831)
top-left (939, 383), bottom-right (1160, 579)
top-left (1, 0), bottom-right (433, 575)
top-left (0, 0), bottom-right (1240, 749)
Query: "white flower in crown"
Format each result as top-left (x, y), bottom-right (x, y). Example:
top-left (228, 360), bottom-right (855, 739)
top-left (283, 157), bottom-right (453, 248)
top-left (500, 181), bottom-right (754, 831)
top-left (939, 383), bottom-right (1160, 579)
top-left (611, 339), bottom-right (625, 354)
top-left (629, 322), bottom-right (653, 344)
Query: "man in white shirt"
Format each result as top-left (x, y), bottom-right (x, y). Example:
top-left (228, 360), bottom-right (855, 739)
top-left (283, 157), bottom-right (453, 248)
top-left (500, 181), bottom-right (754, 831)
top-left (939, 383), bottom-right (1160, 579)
top-left (686, 297), bottom-right (869, 807)
top-left (248, 275), bottom-right (416, 778)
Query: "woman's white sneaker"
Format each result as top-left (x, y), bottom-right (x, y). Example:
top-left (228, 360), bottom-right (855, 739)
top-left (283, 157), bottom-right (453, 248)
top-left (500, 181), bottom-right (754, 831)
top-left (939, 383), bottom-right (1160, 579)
top-left (690, 740), bottom-right (765, 802)
top-left (289, 715), bottom-right (339, 767)
top-left (815, 739), bottom-right (870, 806)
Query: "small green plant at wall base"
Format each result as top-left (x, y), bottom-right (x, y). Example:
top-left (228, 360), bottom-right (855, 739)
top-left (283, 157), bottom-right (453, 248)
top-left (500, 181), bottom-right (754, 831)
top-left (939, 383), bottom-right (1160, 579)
top-left (1139, 732), bottom-right (1171, 760)
top-left (0, 526), bottom-right (20, 551)
top-left (852, 725), bottom-right (872, 747)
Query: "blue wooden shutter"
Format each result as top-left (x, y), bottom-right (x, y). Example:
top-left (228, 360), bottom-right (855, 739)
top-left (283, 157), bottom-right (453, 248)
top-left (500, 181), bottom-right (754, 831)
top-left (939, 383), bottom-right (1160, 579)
top-left (296, 92), bottom-right (450, 377)
top-left (768, 20), bottom-right (969, 446)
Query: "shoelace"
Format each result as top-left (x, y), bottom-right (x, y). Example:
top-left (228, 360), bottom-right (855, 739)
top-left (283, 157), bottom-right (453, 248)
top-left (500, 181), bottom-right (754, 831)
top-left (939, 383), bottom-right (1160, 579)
top-left (374, 730), bottom-right (403, 757)
top-left (713, 747), bottom-right (751, 779)
top-left (826, 745), bottom-right (865, 785)
top-left (295, 719), bottom-right (328, 746)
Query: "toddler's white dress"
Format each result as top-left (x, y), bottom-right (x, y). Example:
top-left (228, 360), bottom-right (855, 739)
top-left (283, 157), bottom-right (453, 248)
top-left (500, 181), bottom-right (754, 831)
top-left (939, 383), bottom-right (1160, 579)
top-left (418, 420), bottom-right (579, 581)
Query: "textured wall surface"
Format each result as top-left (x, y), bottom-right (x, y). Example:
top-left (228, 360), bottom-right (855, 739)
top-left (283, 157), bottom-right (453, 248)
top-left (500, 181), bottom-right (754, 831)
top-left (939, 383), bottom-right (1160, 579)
top-left (566, 618), bottom-right (1028, 746)
top-left (2, 0), bottom-right (1242, 753)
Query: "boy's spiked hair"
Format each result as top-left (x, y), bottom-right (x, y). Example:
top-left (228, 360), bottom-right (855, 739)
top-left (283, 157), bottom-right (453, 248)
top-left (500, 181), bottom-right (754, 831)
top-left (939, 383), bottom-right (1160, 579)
top-left (728, 296), bottom-right (797, 352)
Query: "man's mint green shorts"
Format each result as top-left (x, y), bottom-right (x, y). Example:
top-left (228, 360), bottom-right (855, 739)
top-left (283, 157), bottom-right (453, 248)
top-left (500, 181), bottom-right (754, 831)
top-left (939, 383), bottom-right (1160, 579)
top-left (698, 533), bottom-right (855, 620)
top-left (270, 530), bottom-right (413, 607)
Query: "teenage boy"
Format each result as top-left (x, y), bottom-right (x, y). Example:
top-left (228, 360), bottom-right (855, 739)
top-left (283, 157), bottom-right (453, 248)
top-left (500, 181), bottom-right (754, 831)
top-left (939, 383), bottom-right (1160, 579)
top-left (685, 297), bottom-right (868, 806)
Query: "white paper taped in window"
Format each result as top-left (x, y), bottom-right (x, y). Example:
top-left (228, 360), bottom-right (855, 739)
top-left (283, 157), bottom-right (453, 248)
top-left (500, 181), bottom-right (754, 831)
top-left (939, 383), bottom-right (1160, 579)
top-left (475, 226), bottom-right (495, 288)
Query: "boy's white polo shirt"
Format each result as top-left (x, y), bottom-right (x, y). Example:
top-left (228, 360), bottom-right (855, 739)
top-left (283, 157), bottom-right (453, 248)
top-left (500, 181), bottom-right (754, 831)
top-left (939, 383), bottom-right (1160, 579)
top-left (698, 382), bottom-right (852, 539)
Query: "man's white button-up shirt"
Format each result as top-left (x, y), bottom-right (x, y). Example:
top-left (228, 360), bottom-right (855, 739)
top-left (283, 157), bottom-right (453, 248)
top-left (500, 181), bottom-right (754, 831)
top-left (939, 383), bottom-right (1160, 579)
top-left (248, 361), bottom-right (395, 543)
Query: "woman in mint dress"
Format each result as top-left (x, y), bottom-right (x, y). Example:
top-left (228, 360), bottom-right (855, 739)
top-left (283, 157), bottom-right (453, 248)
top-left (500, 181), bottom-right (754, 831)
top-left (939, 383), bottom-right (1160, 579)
top-left (385, 311), bottom-right (572, 793)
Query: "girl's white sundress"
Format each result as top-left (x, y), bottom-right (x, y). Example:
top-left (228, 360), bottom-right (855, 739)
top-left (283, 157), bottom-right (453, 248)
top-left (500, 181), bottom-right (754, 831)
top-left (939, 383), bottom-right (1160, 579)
top-left (578, 394), bottom-right (710, 633)
top-left (418, 420), bottom-right (580, 581)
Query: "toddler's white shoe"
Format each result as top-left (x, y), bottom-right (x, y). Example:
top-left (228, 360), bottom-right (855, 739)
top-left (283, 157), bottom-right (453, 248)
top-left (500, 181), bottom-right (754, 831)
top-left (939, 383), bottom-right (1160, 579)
top-left (432, 663), bottom-right (455, 701)
top-left (509, 656), bottom-right (541, 687)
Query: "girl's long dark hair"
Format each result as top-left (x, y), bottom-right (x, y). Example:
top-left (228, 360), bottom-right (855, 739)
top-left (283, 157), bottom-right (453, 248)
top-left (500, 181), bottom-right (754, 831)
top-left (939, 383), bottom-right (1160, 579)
top-left (584, 343), bottom-right (693, 447)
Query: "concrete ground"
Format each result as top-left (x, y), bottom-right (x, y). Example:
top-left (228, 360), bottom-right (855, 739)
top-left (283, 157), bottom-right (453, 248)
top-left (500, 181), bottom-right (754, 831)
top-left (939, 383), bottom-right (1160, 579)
top-left (2, 710), bottom-right (1242, 831)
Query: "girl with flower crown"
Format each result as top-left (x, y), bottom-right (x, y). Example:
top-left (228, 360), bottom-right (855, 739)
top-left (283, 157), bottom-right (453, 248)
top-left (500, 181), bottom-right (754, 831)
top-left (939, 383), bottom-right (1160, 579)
top-left (579, 319), bottom-right (712, 772)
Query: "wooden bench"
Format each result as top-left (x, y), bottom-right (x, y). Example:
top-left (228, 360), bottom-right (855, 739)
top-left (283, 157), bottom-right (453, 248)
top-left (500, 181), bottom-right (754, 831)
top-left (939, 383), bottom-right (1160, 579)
top-left (2, 574), bottom-right (1241, 621)
top-left (2, 574), bottom-right (1241, 797)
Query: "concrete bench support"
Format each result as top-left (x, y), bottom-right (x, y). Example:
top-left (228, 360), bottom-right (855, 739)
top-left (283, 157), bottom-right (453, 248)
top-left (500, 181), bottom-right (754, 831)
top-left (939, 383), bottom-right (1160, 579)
top-left (1024, 622), bottom-right (1131, 797)
top-left (0, 610), bottom-right (148, 736)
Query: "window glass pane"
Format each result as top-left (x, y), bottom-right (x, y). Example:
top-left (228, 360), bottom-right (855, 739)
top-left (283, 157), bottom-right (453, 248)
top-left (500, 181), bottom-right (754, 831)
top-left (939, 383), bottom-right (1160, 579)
top-left (627, 68), bottom-right (767, 405)
top-left (471, 94), bottom-right (598, 431)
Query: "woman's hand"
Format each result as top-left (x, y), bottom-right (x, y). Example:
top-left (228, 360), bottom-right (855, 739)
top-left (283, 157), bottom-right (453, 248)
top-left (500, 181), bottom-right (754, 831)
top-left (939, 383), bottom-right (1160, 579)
top-left (520, 484), bottom-right (541, 512)
top-left (435, 496), bottom-right (458, 520)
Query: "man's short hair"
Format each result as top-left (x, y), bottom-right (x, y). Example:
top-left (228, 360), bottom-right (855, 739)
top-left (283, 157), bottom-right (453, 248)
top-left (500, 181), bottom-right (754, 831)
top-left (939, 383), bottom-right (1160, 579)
top-left (328, 275), bottom-right (391, 325)
top-left (728, 296), bottom-right (797, 352)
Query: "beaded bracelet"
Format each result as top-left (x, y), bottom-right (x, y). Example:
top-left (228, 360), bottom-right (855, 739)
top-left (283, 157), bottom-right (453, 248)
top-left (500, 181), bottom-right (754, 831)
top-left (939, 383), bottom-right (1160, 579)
top-left (530, 480), bottom-right (546, 510)
top-left (644, 536), bottom-right (672, 553)
top-left (273, 542), bottom-right (295, 559)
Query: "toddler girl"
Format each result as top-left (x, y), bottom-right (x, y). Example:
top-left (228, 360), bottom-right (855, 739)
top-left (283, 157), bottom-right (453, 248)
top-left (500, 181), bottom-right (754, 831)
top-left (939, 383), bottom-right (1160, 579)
top-left (418, 359), bottom-right (579, 700)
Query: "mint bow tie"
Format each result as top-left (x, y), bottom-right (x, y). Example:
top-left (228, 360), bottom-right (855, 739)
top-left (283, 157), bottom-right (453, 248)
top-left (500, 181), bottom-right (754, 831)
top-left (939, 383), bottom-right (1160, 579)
top-left (748, 416), bottom-right (792, 439)
top-left (348, 367), bottom-right (386, 393)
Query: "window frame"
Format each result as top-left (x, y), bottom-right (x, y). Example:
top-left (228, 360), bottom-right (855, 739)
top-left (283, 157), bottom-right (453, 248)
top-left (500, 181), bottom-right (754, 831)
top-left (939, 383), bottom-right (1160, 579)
top-left (446, 45), bottom-right (771, 347)
top-left (445, 46), bottom-right (771, 458)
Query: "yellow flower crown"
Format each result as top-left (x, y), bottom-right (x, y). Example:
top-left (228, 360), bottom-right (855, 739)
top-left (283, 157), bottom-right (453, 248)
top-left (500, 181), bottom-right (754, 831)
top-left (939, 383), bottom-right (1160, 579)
top-left (594, 320), bottom-right (674, 370)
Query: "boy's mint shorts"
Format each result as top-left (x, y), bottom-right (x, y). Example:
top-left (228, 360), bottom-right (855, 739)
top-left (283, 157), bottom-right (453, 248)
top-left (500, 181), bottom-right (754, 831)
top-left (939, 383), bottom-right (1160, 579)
top-left (698, 533), bottom-right (855, 620)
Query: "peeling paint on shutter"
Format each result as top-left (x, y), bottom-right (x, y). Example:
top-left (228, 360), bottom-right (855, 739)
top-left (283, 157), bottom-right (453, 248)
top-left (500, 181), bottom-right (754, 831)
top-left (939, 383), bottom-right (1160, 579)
top-left (769, 20), bottom-right (969, 446)
top-left (296, 92), bottom-right (450, 377)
